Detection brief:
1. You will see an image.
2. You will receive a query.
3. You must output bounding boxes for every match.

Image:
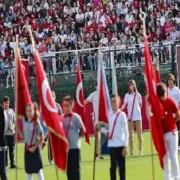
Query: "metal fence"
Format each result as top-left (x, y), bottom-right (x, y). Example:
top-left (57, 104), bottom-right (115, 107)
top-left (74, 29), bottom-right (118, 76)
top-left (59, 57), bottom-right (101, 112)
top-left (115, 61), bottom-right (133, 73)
top-left (0, 41), bottom-right (177, 89)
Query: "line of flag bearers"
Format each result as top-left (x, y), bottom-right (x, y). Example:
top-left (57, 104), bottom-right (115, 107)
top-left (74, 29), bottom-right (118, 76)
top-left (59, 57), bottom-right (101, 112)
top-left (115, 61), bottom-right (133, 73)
top-left (0, 35), bottom-right (180, 180)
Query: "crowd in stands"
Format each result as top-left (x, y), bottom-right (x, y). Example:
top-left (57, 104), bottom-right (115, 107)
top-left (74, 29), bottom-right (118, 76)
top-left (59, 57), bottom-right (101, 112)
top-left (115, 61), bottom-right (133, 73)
top-left (0, 0), bottom-right (179, 77)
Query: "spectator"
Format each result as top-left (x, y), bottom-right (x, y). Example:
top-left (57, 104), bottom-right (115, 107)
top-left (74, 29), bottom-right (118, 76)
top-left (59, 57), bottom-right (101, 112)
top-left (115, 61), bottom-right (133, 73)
top-left (170, 26), bottom-right (179, 41)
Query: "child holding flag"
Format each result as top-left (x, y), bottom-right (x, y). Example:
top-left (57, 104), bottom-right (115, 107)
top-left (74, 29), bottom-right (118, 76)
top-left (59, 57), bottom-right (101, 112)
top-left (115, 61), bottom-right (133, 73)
top-left (166, 74), bottom-right (180, 151)
top-left (157, 83), bottom-right (180, 180)
top-left (18, 103), bottom-right (44, 180)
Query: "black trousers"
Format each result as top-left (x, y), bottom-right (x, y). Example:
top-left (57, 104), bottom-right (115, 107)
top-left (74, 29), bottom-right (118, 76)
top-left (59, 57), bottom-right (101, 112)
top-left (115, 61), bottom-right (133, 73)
top-left (48, 138), bottom-right (53, 162)
top-left (0, 149), bottom-right (7, 180)
top-left (177, 122), bottom-right (180, 146)
top-left (109, 147), bottom-right (125, 180)
top-left (67, 149), bottom-right (80, 180)
top-left (5, 135), bottom-right (15, 167)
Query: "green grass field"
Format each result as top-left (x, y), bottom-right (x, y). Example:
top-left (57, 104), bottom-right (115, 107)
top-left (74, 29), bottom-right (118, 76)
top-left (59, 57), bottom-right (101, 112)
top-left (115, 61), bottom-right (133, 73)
top-left (7, 133), bottom-right (174, 180)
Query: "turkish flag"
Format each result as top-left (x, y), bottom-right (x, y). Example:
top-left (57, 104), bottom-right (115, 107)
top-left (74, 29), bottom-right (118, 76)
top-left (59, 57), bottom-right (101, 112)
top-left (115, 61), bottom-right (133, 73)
top-left (97, 56), bottom-right (111, 125)
top-left (144, 38), bottom-right (166, 169)
top-left (76, 63), bottom-right (90, 144)
top-left (21, 59), bottom-right (29, 84)
top-left (15, 46), bottom-right (31, 141)
top-left (33, 49), bottom-right (68, 171)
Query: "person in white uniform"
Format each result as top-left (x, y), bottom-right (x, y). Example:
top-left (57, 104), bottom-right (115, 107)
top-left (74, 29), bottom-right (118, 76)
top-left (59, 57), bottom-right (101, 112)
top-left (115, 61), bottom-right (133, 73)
top-left (121, 79), bottom-right (143, 156)
top-left (108, 94), bottom-right (128, 180)
top-left (166, 73), bottom-right (180, 151)
top-left (85, 85), bottom-right (104, 159)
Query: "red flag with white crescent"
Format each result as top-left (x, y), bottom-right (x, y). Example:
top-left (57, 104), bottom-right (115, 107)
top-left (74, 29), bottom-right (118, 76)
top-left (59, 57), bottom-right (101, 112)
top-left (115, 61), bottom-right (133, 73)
top-left (33, 49), bottom-right (68, 171)
top-left (76, 63), bottom-right (90, 144)
top-left (15, 46), bottom-right (31, 142)
top-left (144, 38), bottom-right (166, 169)
top-left (16, 48), bottom-right (31, 118)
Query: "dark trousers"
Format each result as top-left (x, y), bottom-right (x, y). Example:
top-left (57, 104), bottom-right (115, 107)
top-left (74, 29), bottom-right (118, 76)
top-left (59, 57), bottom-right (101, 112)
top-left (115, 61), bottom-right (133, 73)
top-left (0, 150), bottom-right (7, 180)
top-left (48, 138), bottom-right (53, 162)
top-left (177, 122), bottom-right (180, 146)
top-left (109, 147), bottom-right (125, 180)
top-left (5, 135), bottom-right (15, 167)
top-left (67, 149), bottom-right (80, 180)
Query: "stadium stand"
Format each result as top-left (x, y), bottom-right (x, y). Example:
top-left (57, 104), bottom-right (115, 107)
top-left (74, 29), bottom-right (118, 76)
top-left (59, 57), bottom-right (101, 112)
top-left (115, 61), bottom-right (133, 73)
top-left (0, 0), bottom-right (179, 87)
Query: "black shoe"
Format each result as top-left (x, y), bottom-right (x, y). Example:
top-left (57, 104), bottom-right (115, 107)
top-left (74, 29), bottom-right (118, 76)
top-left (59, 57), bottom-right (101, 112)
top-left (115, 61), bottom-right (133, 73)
top-left (10, 165), bottom-right (18, 169)
top-left (100, 156), bottom-right (105, 160)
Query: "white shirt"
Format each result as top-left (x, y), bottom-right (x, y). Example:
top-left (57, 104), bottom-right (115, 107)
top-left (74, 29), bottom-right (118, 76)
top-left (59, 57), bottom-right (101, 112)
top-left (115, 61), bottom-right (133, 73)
top-left (10, 42), bottom-right (16, 50)
top-left (167, 86), bottom-right (180, 106)
top-left (4, 111), bottom-right (8, 136)
top-left (51, 35), bottom-right (58, 43)
top-left (87, 91), bottom-right (98, 125)
top-left (160, 16), bottom-right (166, 26)
top-left (108, 110), bottom-right (129, 147)
top-left (175, 17), bottom-right (180, 24)
top-left (124, 92), bottom-right (142, 121)
top-left (99, 37), bottom-right (108, 45)
top-left (75, 13), bottom-right (84, 23)
top-left (94, 11), bottom-right (100, 23)
top-left (125, 14), bottom-right (133, 24)
top-left (85, 11), bottom-right (93, 19)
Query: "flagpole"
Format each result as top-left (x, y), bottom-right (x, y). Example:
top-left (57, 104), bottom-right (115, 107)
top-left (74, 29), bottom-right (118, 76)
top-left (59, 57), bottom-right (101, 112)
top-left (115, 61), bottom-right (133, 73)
top-left (92, 49), bottom-right (102, 180)
top-left (92, 131), bottom-right (97, 180)
top-left (149, 117), bottom-right (155, 180)
top-left (140, 12), bottom-right (155, 180)
top-left (15, 35), bottom-right (19, 180)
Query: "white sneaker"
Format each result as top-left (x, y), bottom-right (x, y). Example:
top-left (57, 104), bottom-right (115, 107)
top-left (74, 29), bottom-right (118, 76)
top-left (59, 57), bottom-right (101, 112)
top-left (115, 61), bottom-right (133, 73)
top-left (130, 152), bottom-right (134, 156)
top-left (139, 151), bottom-right (143, 156)
top-left (50, 160), bottom-right (54, 165)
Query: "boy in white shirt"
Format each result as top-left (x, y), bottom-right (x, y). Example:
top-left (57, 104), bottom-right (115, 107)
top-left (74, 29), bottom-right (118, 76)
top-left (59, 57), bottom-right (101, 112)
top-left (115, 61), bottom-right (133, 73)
top-left (108, 95), bottom-right (128, 180)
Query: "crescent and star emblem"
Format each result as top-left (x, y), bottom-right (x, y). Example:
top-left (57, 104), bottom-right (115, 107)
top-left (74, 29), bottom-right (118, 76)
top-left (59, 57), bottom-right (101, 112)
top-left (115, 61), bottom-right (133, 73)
top-left (42, 79), bottom-right (58, 113)
top-left (76, 81), bottom-right (84, 107)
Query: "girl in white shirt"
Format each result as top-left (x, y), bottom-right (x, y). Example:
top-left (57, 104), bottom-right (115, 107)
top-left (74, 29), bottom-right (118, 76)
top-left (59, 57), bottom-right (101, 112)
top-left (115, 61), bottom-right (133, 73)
top-left (121, 79), bottom-right (143, 156)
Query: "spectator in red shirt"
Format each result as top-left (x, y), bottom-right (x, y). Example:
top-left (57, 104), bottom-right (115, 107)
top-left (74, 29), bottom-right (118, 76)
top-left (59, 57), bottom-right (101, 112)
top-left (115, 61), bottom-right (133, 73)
top-left (157, 83), bottom-right (180, 180)
top-left (164, 19), bottom-right (173, 34)
top-left (39, 39), bottom-right (47, 54)
top-left (31, 19), bottom-right (39, 32)
top-left (48, 19), bottom-right (55, 31)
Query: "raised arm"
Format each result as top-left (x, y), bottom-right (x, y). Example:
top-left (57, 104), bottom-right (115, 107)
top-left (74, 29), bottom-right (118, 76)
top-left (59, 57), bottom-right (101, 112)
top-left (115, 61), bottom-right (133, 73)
top-left (84, 99), bottom-right (90, 106)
